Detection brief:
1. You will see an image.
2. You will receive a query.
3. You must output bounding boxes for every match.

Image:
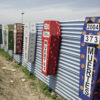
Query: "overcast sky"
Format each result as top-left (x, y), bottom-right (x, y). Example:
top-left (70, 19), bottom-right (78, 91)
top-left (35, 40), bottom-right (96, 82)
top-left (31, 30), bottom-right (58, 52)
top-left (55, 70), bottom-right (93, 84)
top-left (0, 0), bottom-right (100, 24)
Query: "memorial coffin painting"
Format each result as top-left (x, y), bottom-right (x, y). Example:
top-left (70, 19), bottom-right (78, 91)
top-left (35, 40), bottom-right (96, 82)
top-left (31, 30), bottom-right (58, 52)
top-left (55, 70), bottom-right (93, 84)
top-left (8, 24), bottom-right (14, 50)
top-left (79, 17), bottom-right (100, 100)
top-left (14, 24), bottom-right (23, 54)
top-left (23, 23), bottom-right (36, 62)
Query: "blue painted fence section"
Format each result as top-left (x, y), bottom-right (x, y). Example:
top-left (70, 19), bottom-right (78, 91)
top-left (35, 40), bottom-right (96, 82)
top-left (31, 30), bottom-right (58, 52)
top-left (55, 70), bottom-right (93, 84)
top-left (1, 20), bottom-right (85, 100)
top-left (80, 17), bottom-right (100, 100)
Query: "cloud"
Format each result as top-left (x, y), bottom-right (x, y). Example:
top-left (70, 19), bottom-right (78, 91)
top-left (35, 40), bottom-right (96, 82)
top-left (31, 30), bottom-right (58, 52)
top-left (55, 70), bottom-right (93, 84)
top-left (23, 7), bottom-right (100, 23)
top-left (0, 0), bottom-right (99, 24)
top-left (0, 0), bottom-right (100, 9)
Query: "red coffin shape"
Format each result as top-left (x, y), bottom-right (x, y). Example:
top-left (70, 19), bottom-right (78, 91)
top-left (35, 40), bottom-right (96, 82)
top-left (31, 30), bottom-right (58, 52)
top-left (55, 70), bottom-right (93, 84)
top-left (42, 21), bottom-right (61, 76)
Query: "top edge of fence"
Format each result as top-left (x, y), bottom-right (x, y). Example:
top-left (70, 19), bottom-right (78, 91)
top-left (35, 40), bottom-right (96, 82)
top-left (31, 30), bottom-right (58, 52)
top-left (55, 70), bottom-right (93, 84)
top-left (36, 23), bottom-right (43, 25)
top-left (60, 21), bottom-right (84, 24)
top-left (36, 20), bottom-right (85, 25)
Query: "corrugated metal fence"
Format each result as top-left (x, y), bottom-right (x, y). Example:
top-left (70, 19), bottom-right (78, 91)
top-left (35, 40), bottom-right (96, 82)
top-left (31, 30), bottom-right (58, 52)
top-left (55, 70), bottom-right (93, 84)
top-left (1, 20), bottom-right (85, 100)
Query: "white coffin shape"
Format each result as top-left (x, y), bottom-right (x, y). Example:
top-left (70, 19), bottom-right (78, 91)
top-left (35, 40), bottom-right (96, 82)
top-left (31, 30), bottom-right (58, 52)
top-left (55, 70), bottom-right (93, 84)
top-left (23, 23), bottom-right (37, 62)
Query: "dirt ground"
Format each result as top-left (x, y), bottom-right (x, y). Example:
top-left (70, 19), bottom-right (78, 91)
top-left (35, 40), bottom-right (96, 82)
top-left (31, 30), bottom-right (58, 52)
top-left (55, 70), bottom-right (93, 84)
top-left (0, 55), bottom-right (51, 100)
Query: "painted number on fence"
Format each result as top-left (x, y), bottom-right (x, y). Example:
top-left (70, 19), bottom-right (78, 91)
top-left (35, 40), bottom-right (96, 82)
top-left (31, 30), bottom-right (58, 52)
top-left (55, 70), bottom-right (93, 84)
top-left (84, 35), bottom-right (100, 44)
top-left (43, 40), bottom-right (47, 72)
top-left (83, 46), bottom-right (95, 97)
top-left (86, 23), bottom-right (99, 31)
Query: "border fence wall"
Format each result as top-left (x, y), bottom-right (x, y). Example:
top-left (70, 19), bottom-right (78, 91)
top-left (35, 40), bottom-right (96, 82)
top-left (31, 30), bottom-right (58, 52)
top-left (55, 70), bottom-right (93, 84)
top-left (0, 20), bottom-right (85, 100)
